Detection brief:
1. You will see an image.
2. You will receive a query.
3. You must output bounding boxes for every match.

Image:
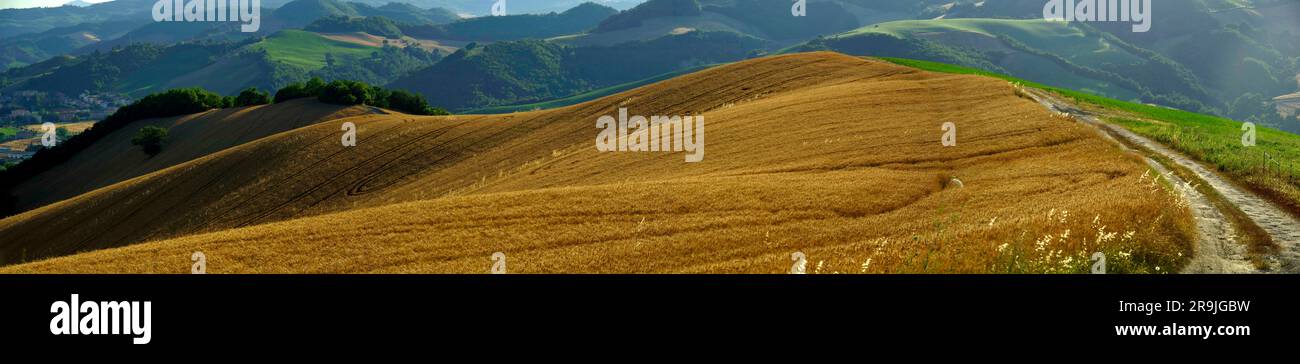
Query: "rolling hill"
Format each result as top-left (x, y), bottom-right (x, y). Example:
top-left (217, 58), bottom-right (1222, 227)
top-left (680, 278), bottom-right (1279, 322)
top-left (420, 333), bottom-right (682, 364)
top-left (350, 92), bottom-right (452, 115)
top-left (388, 30), bottom-right (769, 111)
top-left (0, 0), bottom-right (463, 71)
top-left (808, 19), bottom-right (1147, 101)
top-left (0, 0), bottom-right (155, 39)
top-left (5, 0), bottom-right (1294, 145)
top-left (5, 98), bottom-right (378, 213)
top-left (805, 0), bottom-right (1300, 131)
top-left (1, 27), bottom-right (447, 97)
top-left (272, 0), bottom-right (461, 29)
top-left (1, 41), bottom-right (255, 97)
top-left (0, 19), bottom-right (146, 70)
top-left (556, 0), bottom-right (941, 47)
top-left (378, 0), bottom-right (643, 15)
top-left (253, 29), bottom-right (383, 70)
top-left (399, 2), bottom-right (618, 42)
top-left (1, 1), bottom-right (628, 101)
top-left (0, 52), bottom-right (1194, 273)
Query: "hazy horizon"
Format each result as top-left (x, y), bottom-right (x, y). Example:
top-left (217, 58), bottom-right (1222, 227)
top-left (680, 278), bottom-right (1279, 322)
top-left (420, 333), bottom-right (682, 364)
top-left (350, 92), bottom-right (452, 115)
top-left (0, 0), bottom-right (113, 10)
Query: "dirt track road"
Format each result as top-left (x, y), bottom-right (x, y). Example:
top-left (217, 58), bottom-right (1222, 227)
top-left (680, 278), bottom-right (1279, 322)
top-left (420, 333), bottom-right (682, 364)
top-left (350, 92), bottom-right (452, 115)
top-left (1027, 90), bottom-right (1300, 274)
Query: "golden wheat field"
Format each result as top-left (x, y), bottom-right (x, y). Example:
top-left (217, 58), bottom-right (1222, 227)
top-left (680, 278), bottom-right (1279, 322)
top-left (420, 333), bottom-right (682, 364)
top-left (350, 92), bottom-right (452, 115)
top-left (0, 52), bottom-right (1195, 273)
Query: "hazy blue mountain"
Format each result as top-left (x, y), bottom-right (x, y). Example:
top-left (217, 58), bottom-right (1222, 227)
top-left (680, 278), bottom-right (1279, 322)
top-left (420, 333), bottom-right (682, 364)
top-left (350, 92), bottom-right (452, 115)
top-left (808, 0), bottom-right (1300, 128)
top-left (0, 0), bottom-right (154, 38)
top-left (400, 2), bottom-right (618, 41)
top-left (0, 19), bottom-right (146, 70)
top-left (387, 30), bottom-right (768, 110)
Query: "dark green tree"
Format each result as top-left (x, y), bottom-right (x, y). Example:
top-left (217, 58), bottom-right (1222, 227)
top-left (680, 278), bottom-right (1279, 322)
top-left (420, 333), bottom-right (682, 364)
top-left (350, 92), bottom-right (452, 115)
top-left (385, 89), bottom-right (449, 115)
top-left (235, 87), bottom-right (272, 107)
top-left (273, 77), bottom-right (328, 103)
top-left (319, 80), bottom-right (374, 105)
top-left (131, 126), bottom-right (168, 157)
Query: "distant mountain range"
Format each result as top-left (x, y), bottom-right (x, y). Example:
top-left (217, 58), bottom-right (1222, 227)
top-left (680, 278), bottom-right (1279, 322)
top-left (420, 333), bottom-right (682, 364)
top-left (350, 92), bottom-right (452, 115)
top-left (388, 30), bottom-right (769, 110)
top-left (795, 0), bottom-right (1300, 130)
top-left (1, 0), bottom-right (1297, 128)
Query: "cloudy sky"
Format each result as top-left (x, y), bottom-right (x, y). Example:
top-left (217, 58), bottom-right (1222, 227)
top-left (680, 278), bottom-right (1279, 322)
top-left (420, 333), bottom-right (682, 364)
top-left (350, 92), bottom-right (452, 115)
top-left (0, 0), bottom-right (113, 9)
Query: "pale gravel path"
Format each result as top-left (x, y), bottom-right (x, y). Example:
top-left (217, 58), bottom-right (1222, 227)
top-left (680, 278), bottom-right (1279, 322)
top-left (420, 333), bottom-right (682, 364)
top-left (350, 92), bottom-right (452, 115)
top-left (1092, 117), bottom-right (1300, 273)
top-left (1026, 90), bottom-right (1300, 273)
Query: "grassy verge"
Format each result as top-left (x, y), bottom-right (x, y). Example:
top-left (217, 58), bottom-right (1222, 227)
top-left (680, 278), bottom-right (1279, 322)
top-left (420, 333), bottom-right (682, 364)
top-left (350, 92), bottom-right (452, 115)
top-left (1095, 120), bottom-right (1276, 269)
top-left (1111, 117), bottom-right (1300, 217)
top-left (880, 57), bottom-right (1300, 220)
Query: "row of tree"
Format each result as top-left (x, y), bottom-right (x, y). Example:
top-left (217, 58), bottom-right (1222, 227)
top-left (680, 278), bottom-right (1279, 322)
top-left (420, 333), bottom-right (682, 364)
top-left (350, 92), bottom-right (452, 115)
top-left (276, 77), bottom-right (450, 115)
